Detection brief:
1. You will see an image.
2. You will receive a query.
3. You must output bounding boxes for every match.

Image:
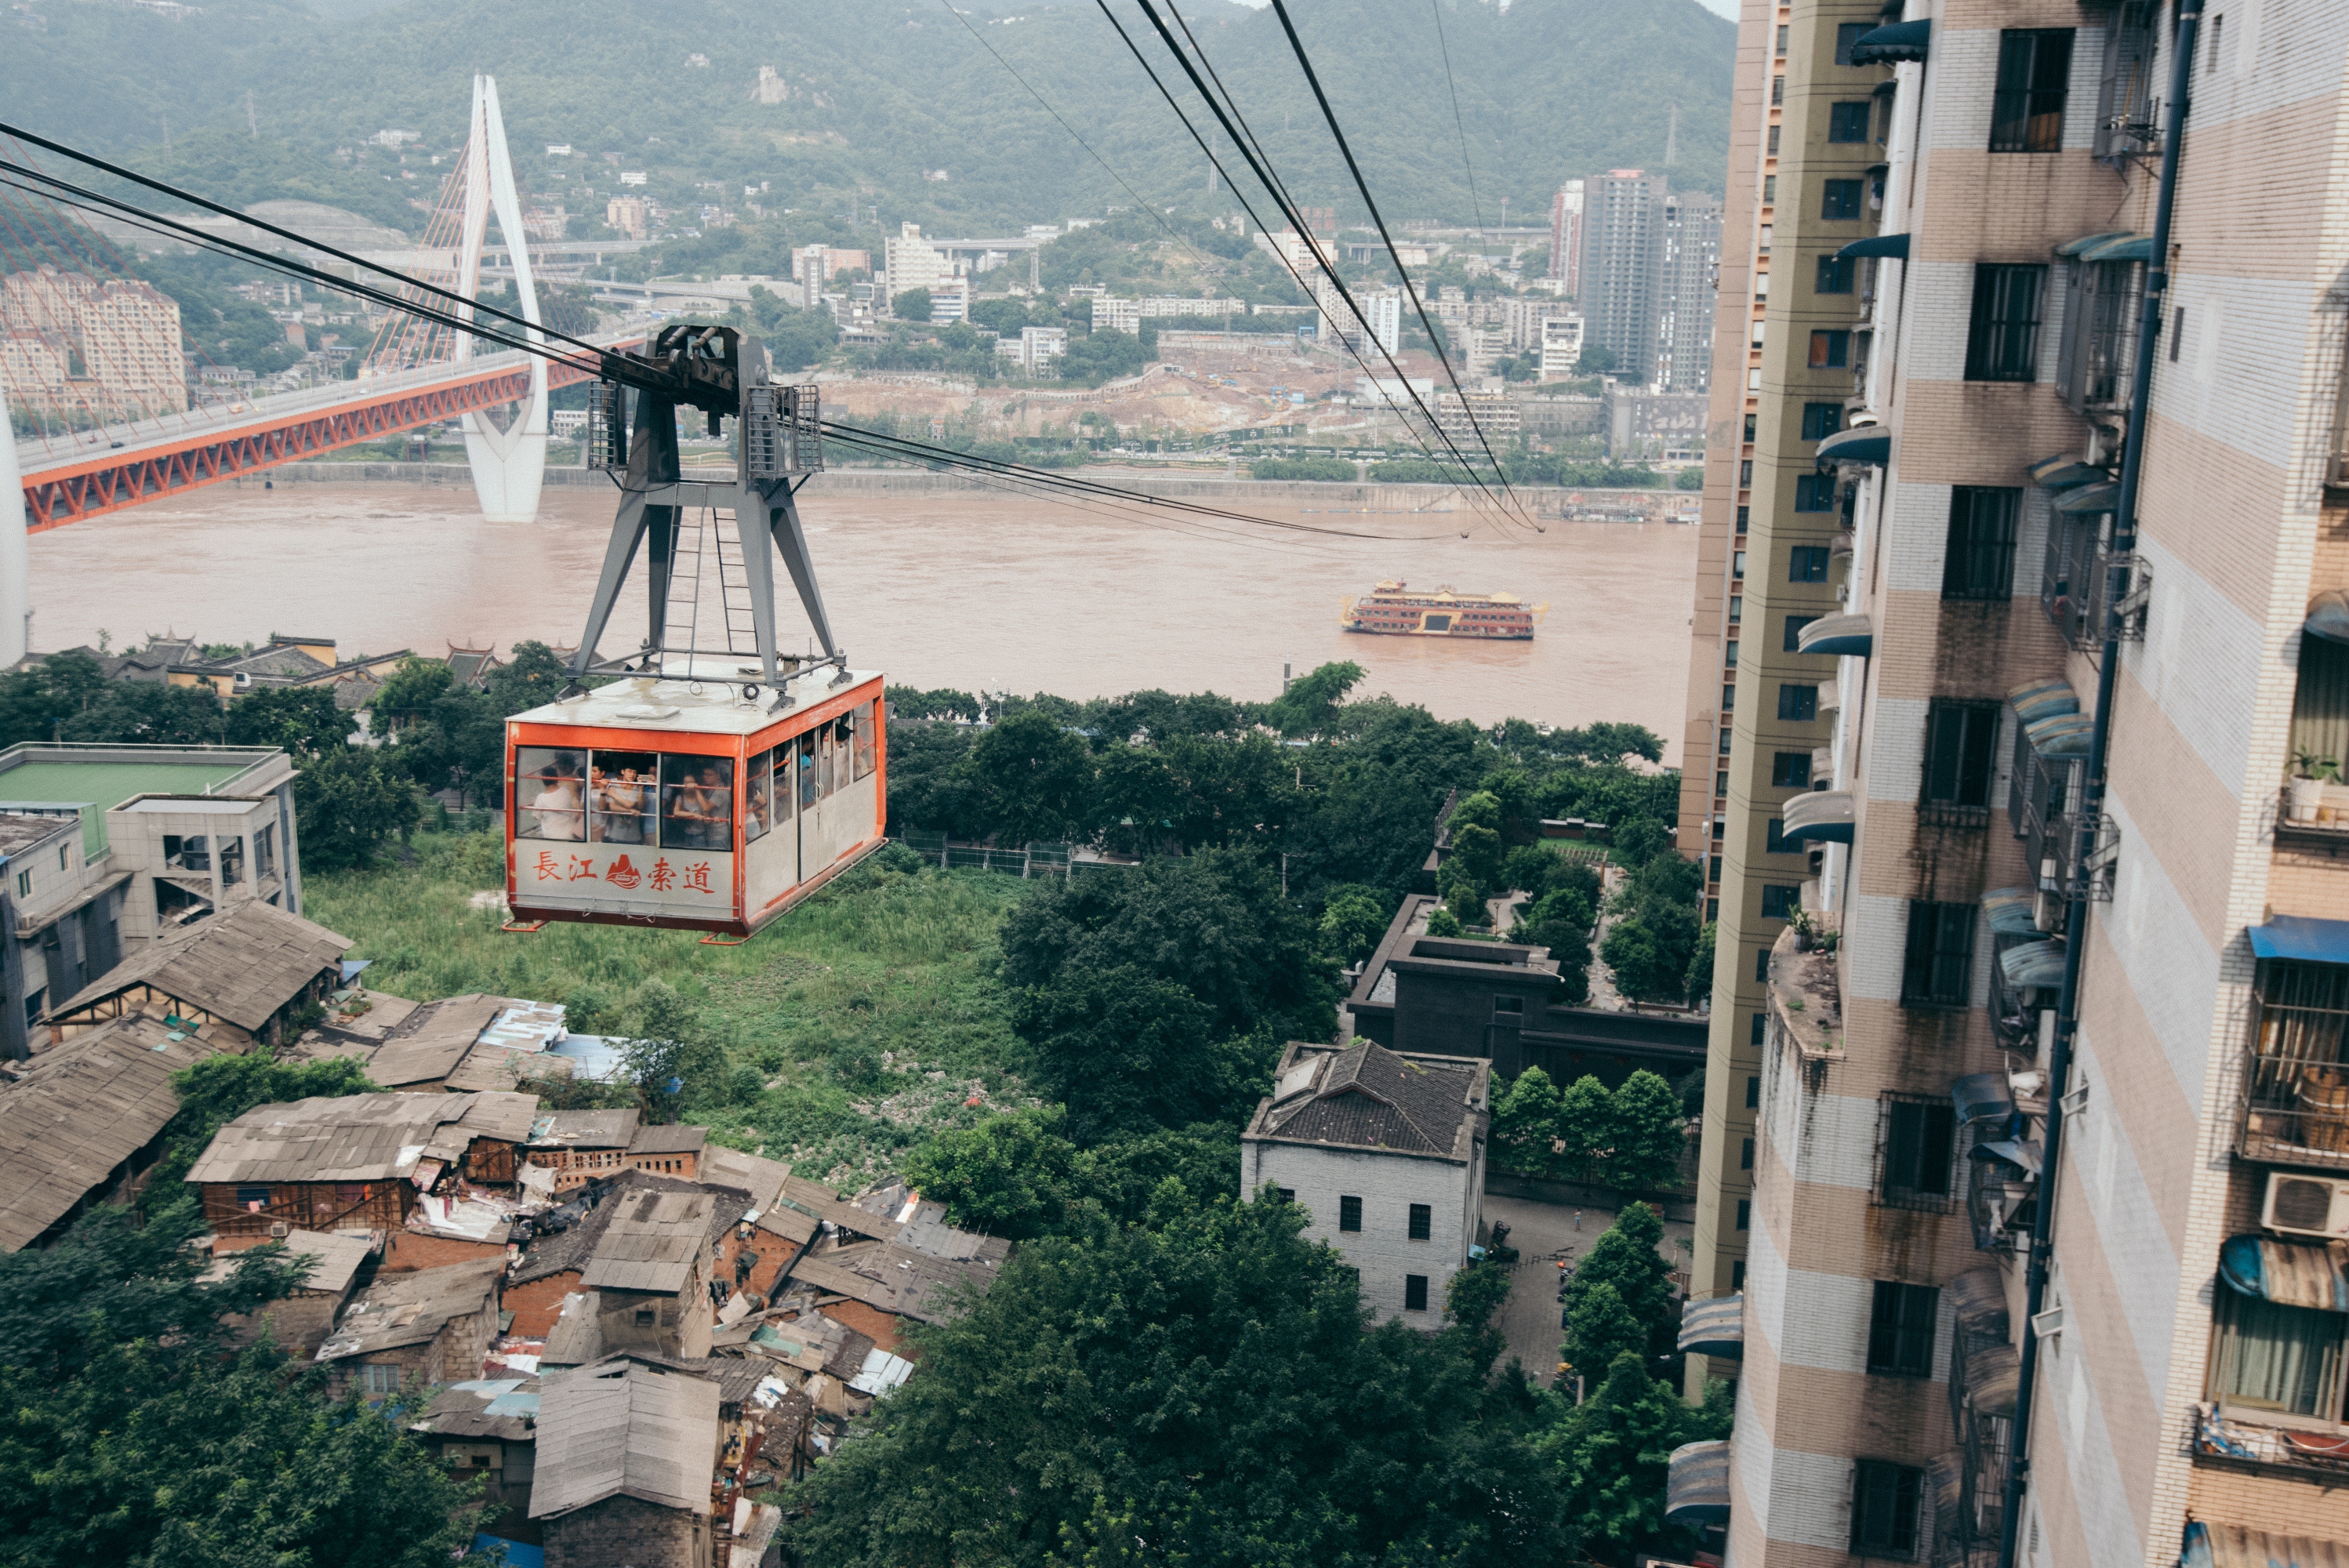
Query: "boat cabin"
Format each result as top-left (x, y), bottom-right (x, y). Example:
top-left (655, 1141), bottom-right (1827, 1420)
top-left (504, 669), bottom-right (887, 938)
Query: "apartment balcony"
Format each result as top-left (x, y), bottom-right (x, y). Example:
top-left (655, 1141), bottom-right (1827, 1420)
top-left (2041, 498), bottom-right (2151, 652)
top-left (2053, 237), bottom-right (2148, 424)
top-left (1766, 920), bottom-right (1842, 1059)
top-left (2277, 782), bottom-right (2349, 855)
top-left (2235, 924), bottom-right (2349, 1171)
top-left (2195, 1403), bottom-right (2349, 1479)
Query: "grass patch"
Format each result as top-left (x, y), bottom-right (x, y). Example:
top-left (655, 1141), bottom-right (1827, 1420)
top-left (303, 833), bottom-right (1037, 1185)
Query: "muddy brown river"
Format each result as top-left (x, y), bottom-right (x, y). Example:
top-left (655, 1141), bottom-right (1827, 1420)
top-left (32, 478), bottom-right (1701, 760)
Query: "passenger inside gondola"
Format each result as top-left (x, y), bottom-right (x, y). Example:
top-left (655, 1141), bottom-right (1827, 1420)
top-left (522, 752), bottom-right (585, 840)
top-left (590, 752), bottom-right (657, 843)
top-left (744, 750), bottom-right (773, 843)
top-left (660, 756), bottom-right (735, 849)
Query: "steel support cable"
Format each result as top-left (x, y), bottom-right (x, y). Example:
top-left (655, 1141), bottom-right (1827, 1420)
top-left (1265, 0), bottom-right (1524, 517)
top-left (1101, 0), bottom-right (1522, 535)
top-left (0, 148), bottom-right (1434, 543)
top-left (2, 169), bottom-right (1412, 544)
top-left (1992, 5), bottom-right (2201, 1565)
top-left (935, 0), bottom-right (1216, 273)
top-left (1132, 0), bottom-right (1522, 531)
top-left (0, 132), bottom-right (1443, 542)
top-left (1428, 0), bottom-right (1485, 230)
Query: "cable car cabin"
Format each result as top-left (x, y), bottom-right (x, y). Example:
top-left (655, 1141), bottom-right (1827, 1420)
top-left (503, 670), bottom-right (887, 938)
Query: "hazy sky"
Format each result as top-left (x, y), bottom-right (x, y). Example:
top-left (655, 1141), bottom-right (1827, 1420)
top-left (1227, 0), bottom-right (1741, 17)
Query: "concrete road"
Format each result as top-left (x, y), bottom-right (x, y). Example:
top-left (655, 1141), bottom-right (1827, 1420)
top-left (1477, 1189), bottom-right (1694, 1391)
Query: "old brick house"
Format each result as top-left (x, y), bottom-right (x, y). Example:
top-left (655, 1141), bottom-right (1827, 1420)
top-left (532, 1358), bottom-right (722, 1568)
top-left (184, 1090), bottom-right (536, 1247)
top-left (1240, 1040), bottom-right (1489, 1325)
top-left (314, 1257), bottom-right (503, 1399)
top-left (508, 1171), bottom-right (750, 1339)
top-left (42, 899), bottom-right (350, 1050)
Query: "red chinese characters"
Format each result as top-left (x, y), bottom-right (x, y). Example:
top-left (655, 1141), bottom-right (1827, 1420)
top-left (649, 858), bottom-right (676, 892)
top-left (681, 861), bottom-right (715, 894)
top-left (567, 855), bottom-right (597, 881)
top-left (534, 851), bottom-right (561, 881)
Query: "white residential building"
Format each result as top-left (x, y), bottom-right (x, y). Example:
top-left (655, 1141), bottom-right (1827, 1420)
top-left (1091, 296), bottom-right (1141, 336)
top-left (1536, 314), bottom-right (1587, 383)
top-left (1241, 1040), bottom-right (1488, 1325)
top-left (883, 223), bottom-right (947, 297)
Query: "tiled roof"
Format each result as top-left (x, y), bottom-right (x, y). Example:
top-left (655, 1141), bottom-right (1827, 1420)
top-left (362, 993), bottom-right (509, 1087)
top-left (787, 1237), bottom-right (1004, 1324)
top-left (0, 1011), bottom-right (223, 1250)
top-left (627, 1122), bottom-right (707, 1156)
top-left (201, 1228), bottom-right (375, 1298)
top-left (1253, 1041), bottom-right (1481, 1156)
top-left (48, 900), bottom-right (351, 1031)
top-left (510, 1170), bottom-right (743, 1287)
top-left (530, 1360), bottom-right (721, 1519)
top-left (529, 1109), bottom-right (641, 1150)
top-left (579, 1188), bottom-right (716, 1294)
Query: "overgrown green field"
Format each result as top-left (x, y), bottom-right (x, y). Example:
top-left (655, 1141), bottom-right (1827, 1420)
top-left (303, 833), bottom-right (1037, 1185)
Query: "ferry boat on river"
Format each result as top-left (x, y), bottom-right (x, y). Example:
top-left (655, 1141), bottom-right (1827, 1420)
top-left (1340, 579), bottom-right (1546, 639)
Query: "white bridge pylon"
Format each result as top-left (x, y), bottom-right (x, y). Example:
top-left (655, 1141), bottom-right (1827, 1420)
top-left (453, 74), bottom-right (548, 524)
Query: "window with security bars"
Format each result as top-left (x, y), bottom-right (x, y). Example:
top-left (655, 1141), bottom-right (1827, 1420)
top-left (1966, 264), bottom-right (2047, 382)
top-left (1922, 700), bottom-right (2002, 808)
top-left (1942, 487), bottom-right (2020, 601)
top-left (1404, 1274), bottom-right (1430, 1312)
top-left (1851, 1460), bottom-right (1924, 1557)
top-left (1901, 900), bottom-right (1977, 1008)
top-left (1877, 1094), bottom-right (1958, 1210)
top-left (1990, 29), bottom-right (2075, 152)
top-left (1868, 1280), bottom-right (1940, 1376)
top-left (1407, 1203), bottom-right (1432, 1240)
top-left (1338, 1195), bottom-right (1363, 1232)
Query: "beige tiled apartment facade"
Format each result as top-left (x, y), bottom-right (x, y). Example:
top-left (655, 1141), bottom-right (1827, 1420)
top-left (1676, 2), bottom-right (2349, 1566)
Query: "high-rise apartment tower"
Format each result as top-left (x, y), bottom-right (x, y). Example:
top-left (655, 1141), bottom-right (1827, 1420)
top-left (1673, 2), bottom-right (2349, 1566)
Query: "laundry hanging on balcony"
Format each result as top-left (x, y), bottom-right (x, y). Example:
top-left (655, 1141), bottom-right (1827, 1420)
top-left (2218, 1233), bottom-right (2349, 1311)
top-left (2010, 679), bottom-right (2094, 757)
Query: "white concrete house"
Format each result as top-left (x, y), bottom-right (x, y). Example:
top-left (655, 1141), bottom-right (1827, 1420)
top-left (1241, 1040), bottom-right (1489, 1325)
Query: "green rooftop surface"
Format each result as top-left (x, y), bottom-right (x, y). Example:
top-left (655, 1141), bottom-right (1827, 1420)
top-left (0, 760), bottom-right (259, 855)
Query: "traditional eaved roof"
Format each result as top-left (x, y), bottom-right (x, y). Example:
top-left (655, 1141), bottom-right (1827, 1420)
top-left (580, 1187), bottom-right (717, 1294)
top-left (1248, 1040), bottom-right (1484, 1158)
top-left (0, 1011), bottom-right (222, 1250)
top-left (48, 900), bottom-right (352, 1031)
top-left (530, 1359), bottom-right (723, 1519)
top-left (316, 1256), bottom-right (503, 1362)
top-left (185, 1090), bottom-right (539, 1185)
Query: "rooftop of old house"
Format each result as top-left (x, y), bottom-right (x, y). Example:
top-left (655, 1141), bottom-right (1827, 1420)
top-left (46, 900), bottom-right (351, 1031)
top-left (185, 1089), bottom-right (539, 1185)
top-left (529, 1356), bottom-right (723, 1519)
top-left (1244, 1038), bottom-right (1489, 1160)
top-left (1767, 922), bottom-right (1844, 1058)
top-left (316, 1256), bottom-right (503, 1362)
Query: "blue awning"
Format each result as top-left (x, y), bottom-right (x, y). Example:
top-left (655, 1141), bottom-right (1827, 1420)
top-left (2307, 590), bottom-right (2349, 646)
top-left (1850, 18), bottom-right (1930, 63)
top-left (1835, 232), bottom-right (1911, 261)
top-left (339, 959), bottom-right (373, 985)
top-left (2249, 916), bottom-right (2349, 965)
top-left (1782, 789), bottom-right (1855, 844)
top-left (2010, 679), bottom-right (2093, 757)
top-left (2000, 940), bottom-right (2068, 990)
top-left (2028, 453), bottom-right (2105, 491)
top-left (2057, 230), bottom-right (2137, 258)
top-left (1953, 1072), bottom-right (2014, 1127)
top-left (1679, 1293), bottom-right (1745, 1359)
top-left (1817, 424), bottom-right (1890, 464)
top-left (1665, 1439), bottom-right (1733, 1524)
top-left (2056, 481), bottom-right (2121, 514)
top-left (1984, 887), bottom-right (2039, 936)
top-left (2219, 1234), bottom-right (2349, 1311)
top-left (2084, 234), bottom-right (2155, 263)
top-left (1798, 614), bottom-right (1874, 657)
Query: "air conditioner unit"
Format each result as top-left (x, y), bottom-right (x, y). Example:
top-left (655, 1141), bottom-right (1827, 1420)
top-left (268, 1220), bottom-right (289, 1239)
top-left (2263, 1171), bottom-right (2349, 1240)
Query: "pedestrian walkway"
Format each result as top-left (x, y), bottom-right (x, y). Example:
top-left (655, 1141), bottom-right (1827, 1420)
top-left (1477, 1189), bottom-right (1691, 1390)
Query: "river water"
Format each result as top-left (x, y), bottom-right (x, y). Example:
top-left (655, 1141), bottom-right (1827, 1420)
top-left (31, 480), bottom-right (1701, 761)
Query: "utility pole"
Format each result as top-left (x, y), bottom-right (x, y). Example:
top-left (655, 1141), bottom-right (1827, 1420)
top-left (245, 89), bottom-right (257, 139)
top-left (1664, 104), bottom-right (1679, 168)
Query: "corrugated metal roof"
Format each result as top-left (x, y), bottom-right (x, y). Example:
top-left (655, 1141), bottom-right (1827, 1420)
top-left (186, 1090), bottom-right (539, 1185)
top-left (316, 1258), bottom-right (502, 1361)
top-left (363, 994), bottom-right (510, 1087)
top-left (530, 1109), bottom-right (641, 1149)
top-left (579, 1189), bottom-right (715, 1294)
top-left (47, 900), bottom-right (351, 1031)
top-left (0, 1011), bottom-right (222, 1250)
top-left (626, 1122), bottom-right (707, 1156)
top-left (2183, 1522), bottom-right (2349, 1568)
top-left (788, 1237), bottom-right (1003, 1324)
top-left (201, 1228), bottom-right (374, 1298)
top-left (529, 1361), bottom-right (721, 1519)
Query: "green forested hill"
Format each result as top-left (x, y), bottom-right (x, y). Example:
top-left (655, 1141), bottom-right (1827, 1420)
top-left (2, 0), bottom-right (1732, 238)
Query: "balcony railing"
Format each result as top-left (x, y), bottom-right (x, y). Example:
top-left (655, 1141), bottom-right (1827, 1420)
top-left (2276, 784), bottom-right (2349, 852)
top-left (2235, 961), bottom-right (2349, 1171)
top-left (2057, 259), bottom-right (2142, 419)
top-left (2195, 1404), bottom-right (2349, 1476)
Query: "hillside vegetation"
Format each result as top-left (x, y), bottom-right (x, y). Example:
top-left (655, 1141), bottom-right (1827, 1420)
top-left (4, 0), bottom-right (1734, 238)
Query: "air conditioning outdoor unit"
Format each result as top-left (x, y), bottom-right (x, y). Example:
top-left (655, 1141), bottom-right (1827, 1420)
top-left (268, 1220), bottom-right (289, 1239)
top-left (2263, 1171), bottom-right (2349, 1240)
